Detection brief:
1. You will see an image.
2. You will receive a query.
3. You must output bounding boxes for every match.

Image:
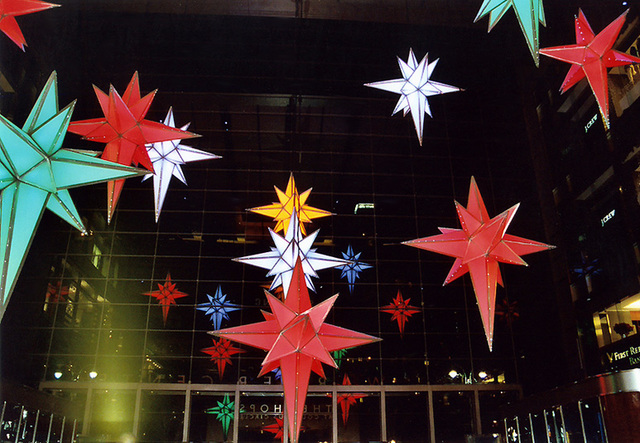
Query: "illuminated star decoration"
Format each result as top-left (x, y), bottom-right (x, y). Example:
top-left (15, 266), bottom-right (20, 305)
top-left (68, 72), bottom-right (199, 222)
top-left (0, 72), bottom-right (145, 323)
top-left (338, 245), bottom-right (372, 294)
top-left (403, 177), bottom-right (554, 350)
top-left (539, 9), bottom-right (640, 129)
top-left (212, 261), bottom-right (380, 443)
top-left (495, 298), bottom-right (519, 326)
top-left (142, 107), bottom-right (220, 222)
top-left (144, 273), bottom-right (188, 325)
top-left (205, 394), bottom-right (242, 439)
top-left (364, 49), bottom-right (462, 146)
top-left (262, 417), bottom-right (286, 440)
top-left (235, 210), bottom-right (350, 296)
top-left (0, 0), bottom-right (59, 50)
top-left (337, 374), bottom-right (367, 426)
top-left (474, 0), bottom-right (546, 66)
top-left (196, 285), bottom-right (240, 330)
top-left (201, 337), bottom-right (245, 379)
top-left (380, 290), bottom-right (420, 336)
top-left (45, 281), bottom-right (69, 304)
top-left (332, 349), bottom-right (348, 368)
top-left (249, 173), bottom-right (332, 235)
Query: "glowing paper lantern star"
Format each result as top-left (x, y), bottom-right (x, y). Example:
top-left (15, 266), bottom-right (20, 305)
top-left (249, 174), bottom-right (331, 235)
top-left (403, 177), bottom-right (554, 350)
top-left (0, 0), bottom-right (58, 50)
top-left (0, 72), bottom-right (145, 323)
top-left (142, 107), bottom-right (220, 222)
top-left (380, 290), bottom-right (420, 336)
top-left (337, 374), bottom-right (367, 426)
top-left (68, 72), bottom-right (199, 222)
top-left (539, 9), bottom-right (640, 128)
top-left (474, 0), bottom-right (546, 66)
top-left (338, 245), bottom-right (372, 294)
top-left (205, 394), bottom-right (241, 439)
top-left (144, 273), bottom-right (188, 325)
top-left (212, 261), bottom-right (380, 443)
top-left (196, 285), bottom-right (240, 330)
top-left (201, 337), bottom-right (245, 379)
top-left (235, 210), bottom-right (350, 295)
top-left (365, 49), bottom-right (462, 146)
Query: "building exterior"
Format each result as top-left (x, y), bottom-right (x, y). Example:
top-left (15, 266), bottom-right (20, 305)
top-left (1, 2), bottom-right (639, 442)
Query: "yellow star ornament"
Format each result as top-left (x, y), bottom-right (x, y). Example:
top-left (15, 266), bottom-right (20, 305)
top-left (248, 174), bottom-right (331, 235)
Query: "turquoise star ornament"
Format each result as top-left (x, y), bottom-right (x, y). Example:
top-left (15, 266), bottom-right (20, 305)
top-left (0, 72), bottom-right (145, 322)
top-left (474, 0), bottom-right (546, 66)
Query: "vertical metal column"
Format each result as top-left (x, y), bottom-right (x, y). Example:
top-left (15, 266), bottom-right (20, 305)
top-left (331, 386), bottom-right (338, 443)
top-left (82, 388), bottom-right (92, 436)
top-left (474, 389), bottom-right (482, 435)
top-left (14, 405), bottom-right (24, 443)
top-left (428, 389), bottom-right (436, 443)
top-left (71, 419), bottom-right (77, 443)
top-left (380, 388), bottom-right (387, 442)
top-left (232, 386), bottom-right (240, 443)
top-left (45, 413), bottom-right (53, 443)
top-left (542, 410), bottom-right (551, 443)
top-left (132, 388), bottom-right (142, 438)
top-left (529, 413), bottom-right (536, 443)
top-left (59, 416), bottom-right (66, 443)
top-left (515, 416), bottom-right (521, 443)
top-left (182, 387), bottom-right (191, 442)
top-left (598, 397), bottom-right (609, 443)
top-left (32, 410), bottom-right (40, 443)
top-left (577, 401), bottom-right (587, 443)
top-left (0, 401), bottom-right (6, 426)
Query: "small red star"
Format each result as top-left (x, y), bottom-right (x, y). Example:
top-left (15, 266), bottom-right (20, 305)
top-left (45, 280), bottom-right (69, 304)
top-left (68, 72), bottom-right (198, 222)
top-left (337, 374), bottom-right (367, 426)
top-left (213, 260), bottom-right (379, 443)
top-left (144, 273), bottom-right (188, 325)
top-left (403, 176), bottom-right (553, 350)
top-left (539, 9), bottom-right (640, 127)
top-left (262, 417), bottom-right (305, 440)
top-left (201, 337), bottom-right (245, 379)
top-left (380, 290), bottom-right (420, 336)
top-left (0, 0), bottom-right (58, 50)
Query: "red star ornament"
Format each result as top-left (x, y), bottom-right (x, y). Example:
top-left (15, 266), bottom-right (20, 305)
top-left (0, 0), bottom-right (58, 50)
top-left (539, 9), bottom-right (640, 128)
top-left (144, 273), bottom-right (188, 325)
top-left (201, 337), bottom-right (245, 379)
top-left (68, 72), bottom-right (199, 222)
top-left (212, 260), bottom-right (379, 443)
top-left (380, 290), bottom-right (420, 336)
top-left (402, 177), bottom-right (553, 350)
top-left (336, 374), bottom-right (367, 426)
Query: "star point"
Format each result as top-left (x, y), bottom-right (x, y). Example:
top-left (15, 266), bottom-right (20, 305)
top-left (403, 176), bottom-right (553, 350)
top-left (0, 71), bottom-right (145, 323)
top-left (0, 0), bottom-right (59, 50)
top-left (365, 49), bottom-right (462, 146)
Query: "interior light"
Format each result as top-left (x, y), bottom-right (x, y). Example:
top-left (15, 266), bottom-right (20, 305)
top-left (448, 369), bottom-right (458, 379)
top-left (89, 371), bottom-right (98, 379)
top-left (478, 371), bottom-right (488, 379)
top-left (53, 371), bottom-right (62, 379)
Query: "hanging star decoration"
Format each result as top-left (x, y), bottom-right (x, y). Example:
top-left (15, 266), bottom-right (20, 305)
top-left (402, 176), bottom-right (554, 350)
top-left (365, 49), bottom-right (462, 146)
top-left (338, 245), bottom-right (372, 294)
top-left (539, 9), bottom-right (640, 129)
top-left (205, 394), bottom-right (242, 439)
top-left (495, 298), bottom-right (519, 326)
top-left (380, 290), bottom-right (420, 336)
top-left (572, 254), bottom-right (601, 280)
top-left (142, 107), bottom-right (220, 222)
top-left (212, 260), bottom-right (380, 443)
top-left (332, 349), bottom-right (348, 368)
top-left (337, 374), bottom-right (367, 426)
top-left (248, 173), bottom-right (331, 235)
top-left (0, 71), bottom-right (145, 323)
top-left (201, 337), bottom-right (245, 380)
top-left (144, 273), bottom-right (188, 325)
top-left (0, 0), bottom-right (59, 50)
top-left (68, 72), bottom-right (199, 222)
top-left (474, 0), bottom-right (546, 66)
top-left (235, 210), bottom-right (350, 296)
top-left (196, 285), bottom-right (240, 330)
top-left (45, 281), bottom-right (69, 304)
top-left (262, 417), bottom-right (286, 440)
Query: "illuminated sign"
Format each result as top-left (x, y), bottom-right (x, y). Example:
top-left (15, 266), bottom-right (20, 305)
top-left (584, 114), bottom-right (598, 133)
top-left (601, 209), bottom-right (615, 227)
top-left (354, 203), bottom-right (375, 214)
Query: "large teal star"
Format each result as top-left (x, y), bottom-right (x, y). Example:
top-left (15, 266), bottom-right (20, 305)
top-left (0, 72), bottom-right (145, 322)
top-left (475, 0), bottom-right (546, 66)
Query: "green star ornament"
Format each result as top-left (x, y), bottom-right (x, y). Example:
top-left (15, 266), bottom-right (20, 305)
top-left (475, 0), bottom-right (546, 66)
top-left (205, 394), bottom-right (242, 438)
top-left (0, 72), bottom-right (145, 322)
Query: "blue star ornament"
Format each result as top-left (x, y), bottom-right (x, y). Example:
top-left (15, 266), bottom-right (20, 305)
top-left (196, 285), bottom-right (240, 330)
top-left (339, 245), bottom-right (372, 294)
top-left (365, 49), bottom-right (462, 146)
top-left (475, 0), bottom-right (546, 66)
top-left (0, 72), bottom-right (145, 322)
